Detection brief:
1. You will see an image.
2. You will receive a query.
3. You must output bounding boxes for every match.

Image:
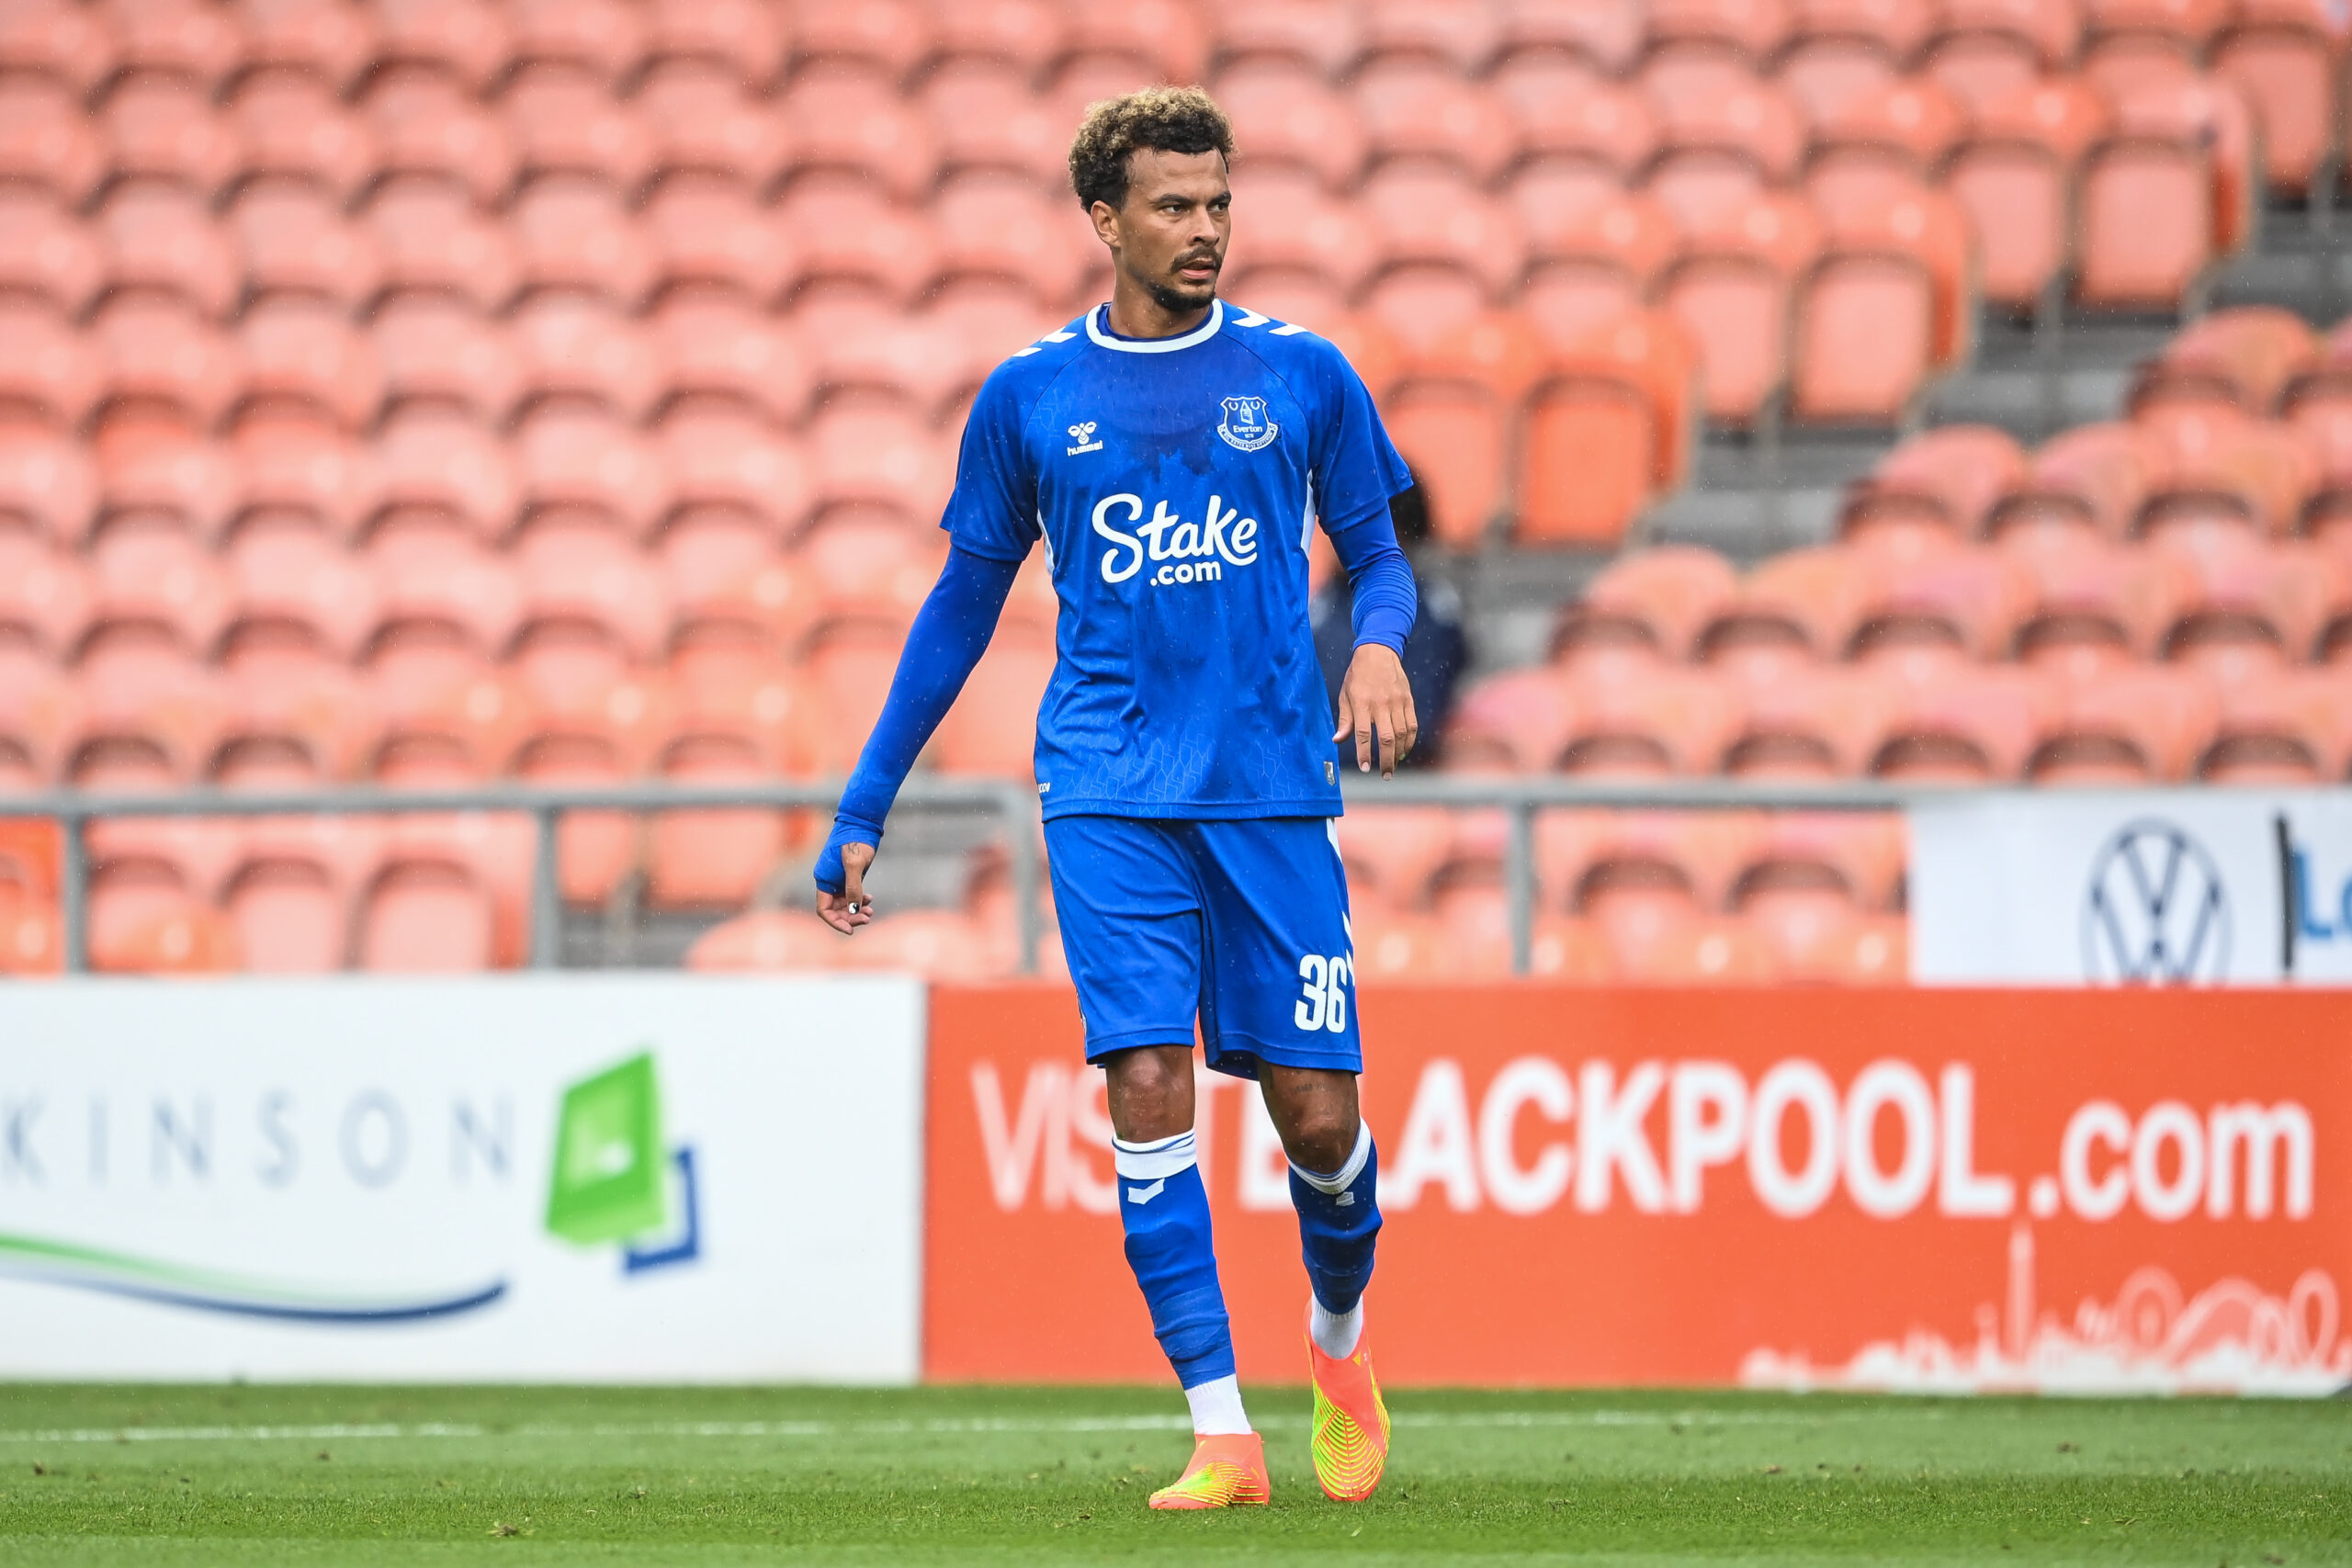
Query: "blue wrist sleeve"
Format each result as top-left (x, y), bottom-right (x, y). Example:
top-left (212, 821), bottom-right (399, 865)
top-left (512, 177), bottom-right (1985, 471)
top-left (814, 546), bottom-right (1023, 897)
top-left (1326, 502), bottom-right (1417, 655)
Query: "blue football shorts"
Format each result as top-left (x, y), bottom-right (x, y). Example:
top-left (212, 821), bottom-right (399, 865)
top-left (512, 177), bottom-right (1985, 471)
top-left (1044, 815), bottom-right (1362, 1079)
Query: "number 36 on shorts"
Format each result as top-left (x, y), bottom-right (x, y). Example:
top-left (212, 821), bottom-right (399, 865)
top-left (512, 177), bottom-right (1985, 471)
top-left (1294, 952), bottom-right (1353, 1032)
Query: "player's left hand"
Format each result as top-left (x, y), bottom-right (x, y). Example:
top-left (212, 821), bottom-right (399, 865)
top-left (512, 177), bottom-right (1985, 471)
top-left (1333, 643), bottom-right (1418, 778)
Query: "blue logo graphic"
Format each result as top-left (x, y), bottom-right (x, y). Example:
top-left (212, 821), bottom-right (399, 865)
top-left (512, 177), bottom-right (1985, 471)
top-left (2081, 819), bottom-right (2232, 984)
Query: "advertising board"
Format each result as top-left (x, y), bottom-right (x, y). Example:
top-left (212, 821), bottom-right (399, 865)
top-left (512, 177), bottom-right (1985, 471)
top-left (0, 976), bottom-right (925, 1382)
top-left (926, 984), bottom-right (2351, 1393)
top-left (1911, 790), bottom-right (2352, 986)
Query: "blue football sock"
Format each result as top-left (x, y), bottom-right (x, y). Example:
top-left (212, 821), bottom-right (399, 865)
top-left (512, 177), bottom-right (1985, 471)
top-left (1290, 1121), bottom-right (1381, 1316)
top-left (1114, 1130), bottom-right (1237, 1389)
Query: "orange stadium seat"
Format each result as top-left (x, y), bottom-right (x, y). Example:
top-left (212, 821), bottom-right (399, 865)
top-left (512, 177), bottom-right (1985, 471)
top-left (643, 726), bottom-right (786, 910)
top-left (2076, 90), bottom-right (2222, 310)
top-left (1215, 62), bottom-right (1370, 190)
top-left (685, 908), bottom-right (840, 972)
top-left (1925, 0), bottom-right (2084, 109)
top-left (94, 186), bottom-right (239, 320)
top-left (935, 622), bottom-right (1055, 781)
top-left (1333, 805), bottom-right (1455, 908)
top-left (932, 0), bottom-right (1066, 77)
top-left (1721, 663), bottom-right (1894, 776)
top-left (0, 425), bottom-right (97, 543)
top-left (1444, 664), bottom-right (1580, 772)
top-left (235, 299), bottom-right (383, 431)
top-left (502, 63), bottom-right (654, 192)
top-left (2030, 662), bottom-right (2221, 783)
top-left (2005, 533), bottom-right (2189, 673)
top-left (2158, 529), bottom-right (2339, 678)
top-left (648, 292), bottom-right (811, 427)
top-left (1382, 312), bottom-right (1544, 547)
top-left (1870, 664), bottom-right (2055, 781)
top-left (0, 78), bottom-right (103, 206)
top-left (0, 192), bottom-right (101, 318)
top-left (224, 514), bottom-right (376, 659)
top-left (1853, 546), bottom-right (2036, 671)
top-left (0, 529), bottom-right (93, 658)
top-left (361, 69), bottom-right (518, 207)
top-left (1559, 545), bottom-right (1740, 663)
top-left (794, 0), bottom-right (932, 81)
top-left (1348, 910), bottom-right (1462, 980)
top-left (2144, 307), bottom-right (2319, 416)
top-left (236, 0), bottom-right (379, 93)
top-left (0, 302), bottom-right (101, 430)
top-left (93, 415), bottom-right (240, 541)
top-left (776, 179), bottom-right (940, 303)
top-left (1703, 545), bottom-right (1887, 672)
top-left (1211, 0), bottom-right (1362, 75)
top-left (1360, 0), bottom-right (1507, 73)
top-left (1497, 0), bottom-right (1647, 73)
top-left (1943, 78), bottom-right (2111, 310)
top-left (104, 0), bottom-right (242, 85)
top-left (231, 186), bottom-right (385, 310)
top-left (371, 0), bottom-right (513, 91)
top-left (798, 513), bottom-right (943, 626)
top-left (658, 409), bottom-right (809, 538)
top-left (1361, 164), bottom-right (1527, 303)
top-left (231, 412), bottom-right (379, 547)
top-left (512, 510), bottom-right (670, 659)
top-left (1661, 192), bottom-right (1824, 425)
top-left (1844, 425), bottom-right (2029, 548)
top-left (0, 0), bottom-right (118, 96)
top-left (933, 173), bottom-right (1096, 308)
top-left (371, 296), bottom-right (521, 422)
top-left (806, 403), bottom-right (951, 525)
top-left (1993, 420), bottom-right (2173, 543)
top-left (509, 294), bottom-right (662, 423)
top-left (363, 180), bottom-right (521, 310)
top-left (512, 406), bottom-right (672, 538)
top-left (1520, 309), bottom-right (1700, 544)
top-left (509, 177), bottom-right (657, 307)
top-left (1355, 56), bottom-right (1521, 183)
top-left (226, 73), bottom-right (375, 202)
top-left (637, 62), bottom-right (792, 189)
top-left (356, 857), bottom-right (495, 971)
top-left (2201, 669), bottom-right (2351, 780)
top-left (2211, 0), bottom-right (2345, 195)
top-left (222, 853), bottom-right (349, 972)
top-left (917, 59), bottom-right (1069, 188)
top-left (1645, 85), bottom-right (1809, 231)
top-left (1806, 78), bottom-right (1970, 210)
top-left (1780, 0), bottom-right (1940, 112)
top-left (506, 0), bottom-right (642, 80)
top-left (90, 856), bottom-right (240, 976)
top-left (1223, 167), bottom-right (1381, 299)
top-left (1064, 0), bottom-right (1211, 82)
top-left (1506, 75), bottom-right (1658, 210)
top-left (103, 75), bottom-right (237, 196)
top-left (371, 409), bottom-right (523, 541)
top-left (779, 67), bottom-right (940, 201)
top-left (1516, 191), bottom-right (1677, 345)
top-left (1558, 662), bottom-right (1743, 775)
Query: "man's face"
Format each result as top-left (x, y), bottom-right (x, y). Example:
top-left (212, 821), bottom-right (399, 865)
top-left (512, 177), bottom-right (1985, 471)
top-left (1091, 148), bottom-right (1231, 314)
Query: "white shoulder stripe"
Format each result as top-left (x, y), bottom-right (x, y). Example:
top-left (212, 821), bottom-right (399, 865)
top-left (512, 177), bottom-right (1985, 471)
top-left (1271, 322), bottom-right (1312, 336)
top-left (1041, 330), bottom-right (1076, 343)
top-left (1229, 309), bottom-right (1270, 327)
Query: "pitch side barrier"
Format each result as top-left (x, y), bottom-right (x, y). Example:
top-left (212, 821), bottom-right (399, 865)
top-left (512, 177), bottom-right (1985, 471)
top-left (0, 777), bottom-right (1963, 976)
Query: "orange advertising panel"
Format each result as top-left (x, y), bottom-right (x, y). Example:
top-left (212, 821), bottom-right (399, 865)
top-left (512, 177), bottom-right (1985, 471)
top-left (925, 985), bottom-right (2352, 1391)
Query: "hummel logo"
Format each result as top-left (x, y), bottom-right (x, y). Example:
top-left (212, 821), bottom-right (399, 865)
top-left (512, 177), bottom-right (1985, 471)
top-left (1126, 1179), bottom-right (1166, 1205)
top-left (1066, 421), bottom-right (1102, 456)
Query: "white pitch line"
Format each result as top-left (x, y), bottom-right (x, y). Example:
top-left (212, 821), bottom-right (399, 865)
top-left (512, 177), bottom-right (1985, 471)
top-left (0, 1407), bottom-right (1919, 1447)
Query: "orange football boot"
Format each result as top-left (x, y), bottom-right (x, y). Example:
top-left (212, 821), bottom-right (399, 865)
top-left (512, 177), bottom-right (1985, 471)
top-left (1147, 1431), bottom-right (1272, 1510)
top-left (1306, 1310), bottom-right (1390, 1502)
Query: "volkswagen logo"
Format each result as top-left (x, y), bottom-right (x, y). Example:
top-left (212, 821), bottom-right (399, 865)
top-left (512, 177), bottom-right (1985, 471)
top-left (2081, 819), bottom-right (2232, 984)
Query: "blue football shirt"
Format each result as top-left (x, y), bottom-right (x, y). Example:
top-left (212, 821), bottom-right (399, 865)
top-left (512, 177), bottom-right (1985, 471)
top-left (939, 299), bottom-right (1414, 821)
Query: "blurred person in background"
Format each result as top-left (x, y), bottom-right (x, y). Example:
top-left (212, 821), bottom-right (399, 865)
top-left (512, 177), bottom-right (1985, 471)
top-left (1315, 470), bottom-right (1465, 770)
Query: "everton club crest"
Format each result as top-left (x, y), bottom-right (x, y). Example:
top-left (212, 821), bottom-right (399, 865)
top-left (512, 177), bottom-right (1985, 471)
top-left (1216, 395), bottom-right (1279, 452)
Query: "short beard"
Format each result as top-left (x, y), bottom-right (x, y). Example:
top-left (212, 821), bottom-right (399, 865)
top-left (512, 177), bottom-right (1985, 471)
top-left (1144, 273), bottom-right (1217, 314)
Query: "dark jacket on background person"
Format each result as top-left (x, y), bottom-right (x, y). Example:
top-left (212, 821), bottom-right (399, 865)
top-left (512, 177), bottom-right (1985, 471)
top-left (1312, 476), bottom-right (1467, 769)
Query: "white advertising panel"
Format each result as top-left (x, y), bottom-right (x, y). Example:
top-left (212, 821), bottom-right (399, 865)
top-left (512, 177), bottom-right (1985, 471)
top-left (1911, 790), bottom-right (2352, 986)
top-left (0, 976), bottom-right (925, 1382)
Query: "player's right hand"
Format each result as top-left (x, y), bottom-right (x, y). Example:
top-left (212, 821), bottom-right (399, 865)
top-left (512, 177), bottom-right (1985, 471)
top-left (816, 841), bottom-right (877, 934)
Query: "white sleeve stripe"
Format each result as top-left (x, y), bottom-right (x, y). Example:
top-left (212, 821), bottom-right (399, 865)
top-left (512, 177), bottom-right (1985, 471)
top-left (1041, 330), bottom-right (1076, 342)
top-left (1271, 322), bottom-right (1311, 336)
top-left (1299, 472), bottom-right (1315, 553)
top-left (1230, 309), bottom-right (1270, 327)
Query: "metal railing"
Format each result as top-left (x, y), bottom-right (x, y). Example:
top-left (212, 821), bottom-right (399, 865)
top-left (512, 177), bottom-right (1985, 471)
top-left (0, 778), bottom-right (1040, 975)
top-left (0, 774), bottom-right (1930, 976)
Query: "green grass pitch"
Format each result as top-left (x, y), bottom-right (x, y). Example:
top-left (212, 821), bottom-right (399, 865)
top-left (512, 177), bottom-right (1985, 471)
top-left (0, 1384), bottom-right (2344, 1565)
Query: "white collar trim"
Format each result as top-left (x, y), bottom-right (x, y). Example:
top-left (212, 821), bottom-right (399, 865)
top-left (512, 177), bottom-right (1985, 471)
top-left (1085, 298), bottom-right (1224, 354)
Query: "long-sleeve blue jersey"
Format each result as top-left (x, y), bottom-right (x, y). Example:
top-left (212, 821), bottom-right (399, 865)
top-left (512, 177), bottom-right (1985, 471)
top-left (939, 299), bottom-right (1416, 820)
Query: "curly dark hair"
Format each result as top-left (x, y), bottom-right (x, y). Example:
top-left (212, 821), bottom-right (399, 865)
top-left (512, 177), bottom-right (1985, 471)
top-left (1067, 85), bottom-right (1235, 211)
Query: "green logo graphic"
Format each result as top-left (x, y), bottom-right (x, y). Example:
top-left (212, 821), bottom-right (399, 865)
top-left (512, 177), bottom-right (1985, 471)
top-left (547, 1053), bottom-right (665, 1246)
top-left (545, 1052), bottom-right (702, 1274)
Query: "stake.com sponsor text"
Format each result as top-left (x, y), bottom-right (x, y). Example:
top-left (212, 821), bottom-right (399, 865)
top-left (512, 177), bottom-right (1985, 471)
top-left (969, 1057), bottom-right (2314, 1226)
